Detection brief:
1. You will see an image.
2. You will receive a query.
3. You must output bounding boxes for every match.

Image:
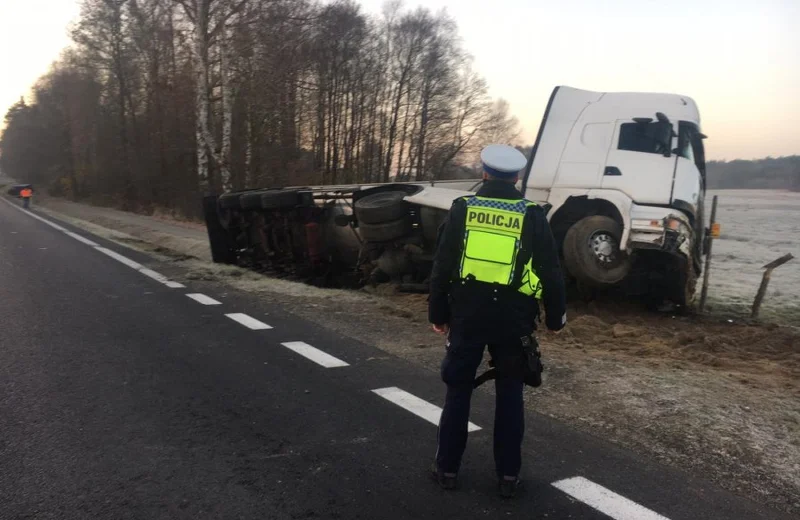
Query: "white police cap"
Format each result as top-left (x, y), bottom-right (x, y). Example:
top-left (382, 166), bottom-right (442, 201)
top-left (480, 144), bottom-right (527, 178)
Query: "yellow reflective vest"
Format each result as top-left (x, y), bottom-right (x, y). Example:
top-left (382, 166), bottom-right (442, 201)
top-left (458, 196), bottom-right (543, 299)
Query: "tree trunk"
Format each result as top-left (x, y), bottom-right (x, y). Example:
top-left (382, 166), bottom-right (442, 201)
top-left (219, 17), bottom-right (233, 191)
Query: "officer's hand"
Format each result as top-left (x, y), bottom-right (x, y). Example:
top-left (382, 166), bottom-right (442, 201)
top-left (432, 323), bottom-right (449, 335)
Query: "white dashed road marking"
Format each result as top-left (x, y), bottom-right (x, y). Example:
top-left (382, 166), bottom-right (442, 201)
top-left (372, 387), bottom-right (481, 432)
top-left (226, 313), bottom-right (273, 330)
top-left (1, 197), bottom-right (183, 289)
top-left (187, 293), bottom-right (222, 306)
top-left (139, 268), bottom-right (170, 283)
top-left (281, 342), bottom-right (349, 368)
top-left (552, 477), bottom-right (670, 520)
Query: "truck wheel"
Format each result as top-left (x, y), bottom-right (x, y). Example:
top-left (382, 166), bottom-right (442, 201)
top-left (355, 191), bottom-right (408, 224)
top-left (563, 215), bottom-right (631, 287)
top-left (358, 217), bottom-right (410, 242)
top-left (673, 265), bottom-right (698, 311)
top-left (261, 190), bottom-right (300, 210)
top-left (202, 195), bottom-right (236, 264)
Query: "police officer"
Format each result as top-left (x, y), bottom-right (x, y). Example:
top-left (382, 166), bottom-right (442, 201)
top-left (429, 144), bottom-right (566, 498)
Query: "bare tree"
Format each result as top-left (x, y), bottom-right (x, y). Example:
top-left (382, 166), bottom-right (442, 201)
top-left (173, 0), bottom-right (248, 192)
top-left (2, 0), bottom-right (523, 215)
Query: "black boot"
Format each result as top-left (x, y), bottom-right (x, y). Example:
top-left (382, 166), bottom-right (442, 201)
top-left (430, 463), bottom-right (458, 490)
top-left (498, 476), bottom-right (522, 498)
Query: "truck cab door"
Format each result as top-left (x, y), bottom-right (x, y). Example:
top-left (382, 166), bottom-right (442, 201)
top-left (602, 116), bottom-right (677, 205)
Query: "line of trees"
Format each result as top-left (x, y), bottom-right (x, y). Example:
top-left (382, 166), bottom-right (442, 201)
top-left (707, 156), bottom-right (800, 191)
top-left (0, 0), bottom-right (519, 216)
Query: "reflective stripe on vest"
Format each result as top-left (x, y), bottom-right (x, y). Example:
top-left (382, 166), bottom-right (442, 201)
top-left (459, 196), bottom-right (543, 299)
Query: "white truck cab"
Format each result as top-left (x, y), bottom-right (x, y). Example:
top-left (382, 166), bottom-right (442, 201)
top-left (520, 86), bottom-right (708, 304)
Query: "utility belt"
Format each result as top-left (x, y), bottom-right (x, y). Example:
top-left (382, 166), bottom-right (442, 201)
top-left (473, 335), bottom-right (544, 389)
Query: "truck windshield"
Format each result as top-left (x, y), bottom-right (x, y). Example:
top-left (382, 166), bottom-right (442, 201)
top-left (618, 122), bottom-right (668, 155)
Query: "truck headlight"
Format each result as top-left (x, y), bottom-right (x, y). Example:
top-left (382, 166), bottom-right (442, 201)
top-left (665, 217), bottom-right (688, 233)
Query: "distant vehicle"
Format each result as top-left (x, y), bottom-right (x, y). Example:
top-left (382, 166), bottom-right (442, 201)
top-left (7, 184), bottom-right (33, 198)
top-left (202, 86), bottom-right (710, 307)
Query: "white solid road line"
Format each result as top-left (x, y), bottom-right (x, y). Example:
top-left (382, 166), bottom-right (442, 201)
top-left (281, 342), bottom-right (349, 368)
top-left (64, 231), bottom-right (100, 247)
top-left (187, 293), bottom-right (222, 306)
top-left (372, 387), bottom-right (481, 432)
top-left (2, 197), bottom-right (185, 289)
top-left (225, 313), bottom-right (273, 330)
top-left (552, 477), bottom-right (670, 520)
top-left (1, 197), bottom-right (67, 231)
top-left (95, 247), bottom-right (145, 270)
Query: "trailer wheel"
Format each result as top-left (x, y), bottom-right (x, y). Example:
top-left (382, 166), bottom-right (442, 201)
top-left (202, 195), bottom-right (236, 264)
top-left (218, 192), bottom-right (243, 210)
top-left (261, 190), bottom-right (300, 210)
top-left (562, 215), bottom-right (631, 287)
top-left (241, 190), bottom-right (269, 210)
top-left (358, 217), bottom-right (410, 242)
top-left (355, 191), bottom-right (408, 224)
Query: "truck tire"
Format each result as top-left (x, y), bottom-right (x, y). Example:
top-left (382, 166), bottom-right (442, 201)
top-left (202, 195), bottom-right (236, 264)
top-left (261, 190), bottom-right (300, 210)
top-left (562, 215), bottom-right (631, 287)
top-left (358, 217), bottom-right (410, 242)
top-left (355, 191), bottom-right (408, 224)
top-left (673, 264), bottom-right (697, 311)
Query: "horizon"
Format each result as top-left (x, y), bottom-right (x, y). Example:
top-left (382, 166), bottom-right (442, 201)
top-left (1, 0), bottom-right (798, 162)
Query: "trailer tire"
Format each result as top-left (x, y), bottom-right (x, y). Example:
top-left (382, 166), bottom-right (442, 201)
top-left (241, 190), bottom-right (268, 210)
top-left (358, 217), bottom-right (410, 242)
top-left (218, 192), bottom-right (243, 210)
top-left (562, 215), bottom-right (630, 287)
top-left (261, 190), bottom-right (301, 210)
top-left (355, 191), bottom-right (408, 224)
top-left (202, 195), bottom-right (236, 264)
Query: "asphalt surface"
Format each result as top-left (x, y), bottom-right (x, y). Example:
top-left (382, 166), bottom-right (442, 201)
top-left (0, 196), bottom-right (792, 520)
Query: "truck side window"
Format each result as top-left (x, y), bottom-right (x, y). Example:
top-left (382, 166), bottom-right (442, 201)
top-left (618, 122), bottom-right (665, 155)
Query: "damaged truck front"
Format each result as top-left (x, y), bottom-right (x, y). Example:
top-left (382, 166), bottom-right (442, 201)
top-left (203, 86), bottom-right (711, 307)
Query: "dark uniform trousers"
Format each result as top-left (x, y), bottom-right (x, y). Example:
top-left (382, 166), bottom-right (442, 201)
top-left (436, 325), bottom-right (524, 478)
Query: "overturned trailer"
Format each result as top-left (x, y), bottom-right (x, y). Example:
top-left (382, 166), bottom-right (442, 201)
top-left (203, 180), bottom-right (478, 287)
top-left (203, 86), bottom-right (712, 306)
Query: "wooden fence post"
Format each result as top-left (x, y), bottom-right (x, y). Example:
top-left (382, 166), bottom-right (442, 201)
top-left (751, 253), bottom-right (794, 319)
top-left (699, 195), bottom-right (719, 313)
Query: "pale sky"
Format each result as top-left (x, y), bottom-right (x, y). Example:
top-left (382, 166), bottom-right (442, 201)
top-left (1, 0), bottom-right (798, 161)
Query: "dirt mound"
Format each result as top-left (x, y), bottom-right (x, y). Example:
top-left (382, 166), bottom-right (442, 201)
top-left (548, 302), bottom-right (800, 390)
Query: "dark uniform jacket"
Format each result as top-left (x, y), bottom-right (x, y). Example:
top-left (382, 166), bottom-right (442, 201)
top-left (428, 181), bottom-right (566, 336)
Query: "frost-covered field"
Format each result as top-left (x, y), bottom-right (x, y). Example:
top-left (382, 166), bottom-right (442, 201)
top-left (705, 190), bottom-right (800, 322)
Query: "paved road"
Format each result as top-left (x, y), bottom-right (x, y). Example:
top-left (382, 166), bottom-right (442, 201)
top-left (0, 196), bottom-right (790, 520)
